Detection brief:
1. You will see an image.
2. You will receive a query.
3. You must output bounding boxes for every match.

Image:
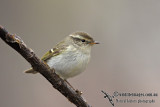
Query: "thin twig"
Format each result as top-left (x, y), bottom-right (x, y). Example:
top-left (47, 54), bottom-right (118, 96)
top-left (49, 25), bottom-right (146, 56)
top-left (0, 25), bottom-right (91, 107)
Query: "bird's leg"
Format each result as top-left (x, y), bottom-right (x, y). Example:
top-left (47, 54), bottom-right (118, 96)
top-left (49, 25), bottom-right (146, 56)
top-left (64, 79), bottom-right (82, 95)
top-left (64, 79), bottom-right (75, 90)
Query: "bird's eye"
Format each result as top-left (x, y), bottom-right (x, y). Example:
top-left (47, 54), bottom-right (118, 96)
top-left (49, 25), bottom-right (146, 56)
top-left (81, 39), bottom-right (85, 42)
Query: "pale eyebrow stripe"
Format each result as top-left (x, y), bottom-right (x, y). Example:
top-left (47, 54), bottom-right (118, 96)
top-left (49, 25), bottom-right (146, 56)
top-left (69, 34), bottom-right (82, 39)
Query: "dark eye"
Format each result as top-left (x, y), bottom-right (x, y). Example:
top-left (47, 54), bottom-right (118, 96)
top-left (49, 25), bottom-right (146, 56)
top-left (81, 39), bottom-right (85, 42)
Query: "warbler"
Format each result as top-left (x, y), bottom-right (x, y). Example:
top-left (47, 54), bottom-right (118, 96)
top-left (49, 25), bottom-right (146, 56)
top-left (25, 32), bottom-right (99, 80)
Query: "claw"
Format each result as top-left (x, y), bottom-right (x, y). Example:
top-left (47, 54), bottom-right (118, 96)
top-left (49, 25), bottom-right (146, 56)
top-left (76, 89), bottom-right (82, 95)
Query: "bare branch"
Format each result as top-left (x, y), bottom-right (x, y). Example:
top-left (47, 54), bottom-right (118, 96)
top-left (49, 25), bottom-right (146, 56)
top-left (0, 25), bottom-right (91, 107)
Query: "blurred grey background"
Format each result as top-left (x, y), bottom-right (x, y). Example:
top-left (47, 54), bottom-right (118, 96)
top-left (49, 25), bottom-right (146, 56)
top-left (1, 0), bottom-right (160, 107)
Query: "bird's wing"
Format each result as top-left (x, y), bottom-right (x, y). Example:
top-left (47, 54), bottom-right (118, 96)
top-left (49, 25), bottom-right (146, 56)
top-left (41, 41), bottom-right (68, 62)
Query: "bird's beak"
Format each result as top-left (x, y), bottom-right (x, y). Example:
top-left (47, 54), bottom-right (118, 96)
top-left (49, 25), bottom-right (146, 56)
top-left (90, 41), bottom-right (100, 45)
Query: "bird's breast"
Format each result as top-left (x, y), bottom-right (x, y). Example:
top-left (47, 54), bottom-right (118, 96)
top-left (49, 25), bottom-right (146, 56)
top-left (47, 47), bottom-right (91, 79)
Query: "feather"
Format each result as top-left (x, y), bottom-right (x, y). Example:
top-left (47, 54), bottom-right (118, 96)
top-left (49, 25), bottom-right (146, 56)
top-left (24, 68), bottom-right (38, 74)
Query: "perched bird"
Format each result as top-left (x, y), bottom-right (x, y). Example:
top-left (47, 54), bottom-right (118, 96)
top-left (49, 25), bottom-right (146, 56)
top-left (25, 32), bottom-right (99, 80)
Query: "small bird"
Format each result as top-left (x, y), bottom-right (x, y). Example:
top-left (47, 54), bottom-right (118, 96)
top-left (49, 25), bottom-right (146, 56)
top-left (24, 32), bottom-right (99, 80)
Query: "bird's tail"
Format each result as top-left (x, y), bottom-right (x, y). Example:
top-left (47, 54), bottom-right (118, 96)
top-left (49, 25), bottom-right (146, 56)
top-left (24, 68), bottom-right (38, 74)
